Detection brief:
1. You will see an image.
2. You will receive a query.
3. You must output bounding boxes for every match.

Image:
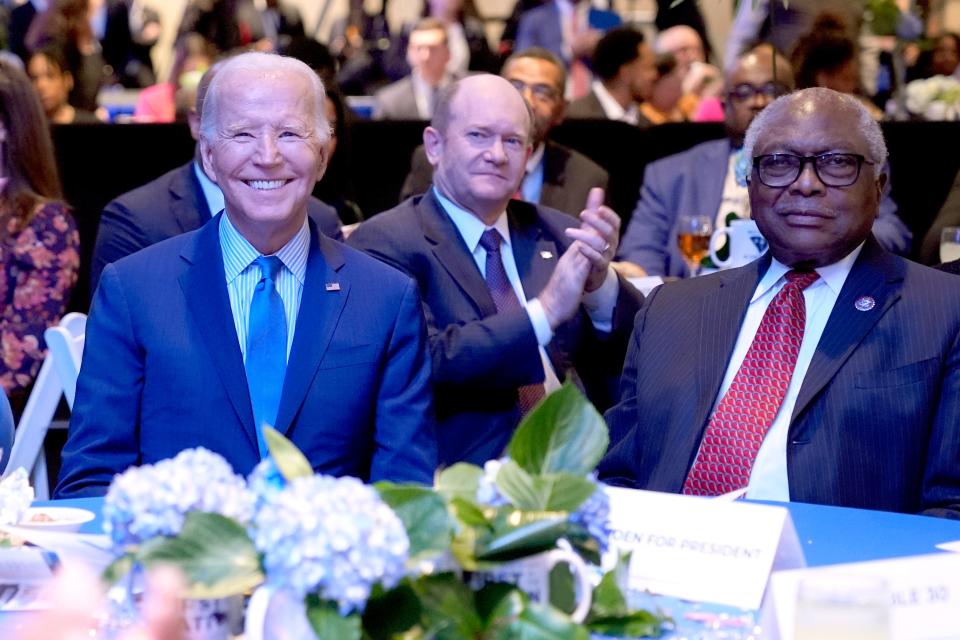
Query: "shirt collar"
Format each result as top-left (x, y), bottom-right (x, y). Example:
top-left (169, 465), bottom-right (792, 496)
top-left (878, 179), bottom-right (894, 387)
top-left (753, 242), bottom-right (865, 303)
top-left (219, 211), bottom-right (310, 285)
top-left (526, 143), bottom-right (545, 174)
top-left (433, 187), bottom-right (511, 252)
top-left (591, 81), bottom-right (639, 123)
top-left (193, 160), bottom-right (225, 218)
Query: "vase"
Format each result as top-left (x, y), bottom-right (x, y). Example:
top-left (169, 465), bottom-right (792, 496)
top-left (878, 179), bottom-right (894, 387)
top-left (245, 585), bottom-right (317, 640)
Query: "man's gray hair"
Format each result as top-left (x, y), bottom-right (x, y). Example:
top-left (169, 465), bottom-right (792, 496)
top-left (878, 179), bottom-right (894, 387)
top-left (743, 87), bottom-right (887, 178)
top-left (199, 52), bottom-right (330, 146)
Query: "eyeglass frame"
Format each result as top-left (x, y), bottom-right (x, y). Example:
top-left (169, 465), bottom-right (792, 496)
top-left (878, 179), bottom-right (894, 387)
top-left (751, 152), bottom-right (875, 188)
top-left (727, 81), bottom-right (790, 102)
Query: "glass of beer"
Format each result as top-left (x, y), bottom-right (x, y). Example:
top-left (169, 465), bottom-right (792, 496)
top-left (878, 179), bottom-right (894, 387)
top-left (676, 215), bottom-right (713, 276)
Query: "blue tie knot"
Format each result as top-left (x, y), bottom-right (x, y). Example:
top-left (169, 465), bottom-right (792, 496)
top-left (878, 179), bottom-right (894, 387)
top-left (479, 229), bottom-right (502, 254)
top-left (256, 255), bottom-right (283, 282)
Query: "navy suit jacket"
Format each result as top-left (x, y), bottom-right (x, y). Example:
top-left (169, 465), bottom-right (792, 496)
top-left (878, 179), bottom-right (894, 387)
top-left (56, 216), bottom-right (438, 498)
top-left (515, 2), bottom-right (622, 62)
top-left (617, 139), bottom-right (913, 277)
top-left (600, 237), bottom-right (960, 517)
top-left (91, 161), bottom-right (343, 292)
top-left (348, 191), bottom-right (642, 466)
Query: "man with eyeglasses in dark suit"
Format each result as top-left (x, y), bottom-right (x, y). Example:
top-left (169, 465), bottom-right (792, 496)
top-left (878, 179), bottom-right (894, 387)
top-left (615, 44), bottom-right (911, 279)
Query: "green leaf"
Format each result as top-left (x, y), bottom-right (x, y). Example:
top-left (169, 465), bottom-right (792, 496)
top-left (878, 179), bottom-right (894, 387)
top-left (102, 553), bottom-right (134, 586)
top-left (485, 591), bottom-right (590, 640)
top-left (263, 426), bottom-right (313, 481)
top-left (450, 497), bottom-right (493, 528)
top-left (375, 482), bottom-right (454, 558)
top-left (437, 463), bottom-right (483, 502)
top-left (496, 460), bottom-right (597, 512)
top-left (304, 595), bottom-right (362, 640)
top-left (135, 512), bottom-right (263, 599)
top-left (589, 555), bottom-right (630, 619)
top-left (508, 384), bottom-right (609, 477)
top-left (362, 581), bottom-right (421, 639)
top-left (476, 517), bottom-right (570, 562)
top-left (411, 573), bottom-right (484, 639)
top-left (586, 611), bottom-right (665, 638)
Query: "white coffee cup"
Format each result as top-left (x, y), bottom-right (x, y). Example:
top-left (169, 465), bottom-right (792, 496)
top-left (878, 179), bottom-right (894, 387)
top-left (709, 219), bottom-right (768, 269)
top-left (469, 546), bottom-right (593, 622)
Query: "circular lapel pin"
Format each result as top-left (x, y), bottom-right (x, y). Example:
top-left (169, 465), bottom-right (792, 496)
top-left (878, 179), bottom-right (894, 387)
top-left (854, 296), bottom-right (876, 311)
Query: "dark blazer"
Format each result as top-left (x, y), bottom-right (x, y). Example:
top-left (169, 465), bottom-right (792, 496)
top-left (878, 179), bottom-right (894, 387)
top-left (920, 169), bottom-right (960, 265)
top-left (515, 2), bottom-right (622, 62)
top-left (600, 237), bottom-right (960, 517)
top-left (348, 191), bottom-right (642, 466)
top-left (91, 161), bottom-right (343, 292)
top-left (617, 139), bottom-right (913, 277)
top-left (373, 76), bottom-right (421, 120)
top-left (400, 141), bottom-right (610, 218)
top-left (56, 215), bottom-right (438, 498)
top-left (566, 90), bottom-right (653, 128)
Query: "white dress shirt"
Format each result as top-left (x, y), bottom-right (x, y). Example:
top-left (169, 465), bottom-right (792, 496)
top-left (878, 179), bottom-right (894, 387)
top-left (591, 81), bottom-right (641, 125)
top-left (711, 245), bottom-right (863, 500)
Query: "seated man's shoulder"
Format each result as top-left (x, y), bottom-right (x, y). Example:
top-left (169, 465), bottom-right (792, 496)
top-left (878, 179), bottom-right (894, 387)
top-left (649, 138), bottom-right (729, 174)
top-left (549, 141), bottom-right (608, 179)
top-left (106, 226), bottom-right (202, 279)
top-left (108, 163), bottom-right (190, 211)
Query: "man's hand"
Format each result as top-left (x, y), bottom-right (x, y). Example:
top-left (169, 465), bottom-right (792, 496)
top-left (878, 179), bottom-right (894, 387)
top-left (565, 187), bottom-right (620, 292)
top-left (538, 240), bottom-right (591, 330)
top-left (611, 260), bottom-right (647, 279)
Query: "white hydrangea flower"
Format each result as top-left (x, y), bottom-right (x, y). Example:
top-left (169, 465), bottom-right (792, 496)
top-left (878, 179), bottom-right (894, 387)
top-left (0, 469), bottom-right (34, 525)
top-left (103, 448), bottom-right (254, 550)
top-left (250, 475), bottom-right (409, 615)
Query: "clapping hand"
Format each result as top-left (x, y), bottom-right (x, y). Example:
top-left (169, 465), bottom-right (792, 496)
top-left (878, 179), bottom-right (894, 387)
top-left (566, 187), bottom-right (620, 292)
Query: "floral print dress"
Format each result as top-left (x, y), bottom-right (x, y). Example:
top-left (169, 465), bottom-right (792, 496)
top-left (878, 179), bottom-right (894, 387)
top-left (0, 202), bottom-right (80, 396)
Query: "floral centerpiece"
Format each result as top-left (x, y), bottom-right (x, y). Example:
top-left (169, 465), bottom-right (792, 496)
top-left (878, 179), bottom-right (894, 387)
top-left (101, 384), bottom-right (668, 639)
top-left (904, 75), bottom-right (960, 120)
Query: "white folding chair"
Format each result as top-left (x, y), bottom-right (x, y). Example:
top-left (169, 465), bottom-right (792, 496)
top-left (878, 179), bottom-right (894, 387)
top-left (3, 312), bottom-right (87, 499)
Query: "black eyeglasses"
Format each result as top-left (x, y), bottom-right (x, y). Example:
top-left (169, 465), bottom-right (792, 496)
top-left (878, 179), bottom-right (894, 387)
top-left (752, 153), bottom-right (874, 188)
top-left (728, 82), bottom-right (789, 102)
top-left (507, 79), bottom-right (560, 102)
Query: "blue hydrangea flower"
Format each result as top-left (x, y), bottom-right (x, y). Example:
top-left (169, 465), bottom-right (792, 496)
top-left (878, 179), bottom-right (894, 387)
top-left (250, 474), bottom-right (409, 615)
top-left (570, 476), bottom-right (612, 553)
top-left (247, 458), bottom-right (287, 509)
top-left (476, 458), bottom-right (510, 507)
top-left (734, 149), bottom-right (751, 187)
top-left (103, 448), bottom-right (254, 551)
top-left (0, 468), bottom-right (34, 525)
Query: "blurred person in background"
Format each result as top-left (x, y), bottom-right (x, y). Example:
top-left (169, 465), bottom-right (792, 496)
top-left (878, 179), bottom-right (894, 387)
top-left (639, 53), bottom-right (687, 124)
top-left (133, 32), bottom-right (214, 123)
top-left (98, 0), bottom-right (161, 88)
top-left (374, 18), bottom-right (455, 120)
top-left (0, 60), bottom-right (80, 411)
top-left (177, 0), bottom-right (304, 54)
top-left (653, 25), bottom-right (722, 120)
top-left (27, 43), bottom-right (101, 123)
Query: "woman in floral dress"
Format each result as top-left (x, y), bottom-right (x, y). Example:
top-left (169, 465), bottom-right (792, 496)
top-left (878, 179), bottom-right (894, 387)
top-left (0, 59), bottom-right (80, 409)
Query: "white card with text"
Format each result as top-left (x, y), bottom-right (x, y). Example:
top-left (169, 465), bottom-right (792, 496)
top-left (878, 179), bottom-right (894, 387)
top-left (604, 487), bottom-right (805, 609)
top-left (764, 553), bottom-right (960, 640)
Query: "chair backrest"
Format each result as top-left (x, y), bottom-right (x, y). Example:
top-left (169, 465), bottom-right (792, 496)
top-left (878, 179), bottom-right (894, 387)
top-left (0, 391), bottom-right (13, 473)
top-left (44, 312), bottom-right (87, 409)
top-left (3, 312), bottom-right (87, 499)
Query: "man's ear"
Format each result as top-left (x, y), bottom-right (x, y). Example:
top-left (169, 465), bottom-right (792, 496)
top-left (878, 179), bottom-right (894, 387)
top-left (423, 126), bottom-right (443, 167)
top-left (199, 139), bottom-right (217, 183)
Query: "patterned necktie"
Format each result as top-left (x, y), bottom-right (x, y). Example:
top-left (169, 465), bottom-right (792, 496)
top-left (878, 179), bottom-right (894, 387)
top-left (683, 269), bottom-right (820, 496)
top-left (245, 255), bottom-right (288, 458)
top-left (478, 229), bottom-right (546, 415)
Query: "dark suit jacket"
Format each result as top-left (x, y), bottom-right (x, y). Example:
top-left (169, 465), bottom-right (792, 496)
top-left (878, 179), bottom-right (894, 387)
top-left (618, 139), bottom-right (913, 277)
top-left (373, 76), bottom-right (421, 120)
top-left (600, 237), bottom-right (960, 517)
top-left (400, 141), bottom-right (609, 218)
top-left (566, 90), bottom-right (653, 128)
top-left (348, 191), bottom-right (642, 466)
top-left (515, 3), bottom-right (622, 62)
top-left (920, 169), bottom-right (960, 265)
top-left (91, 161), bottom-right (343, 292)
top-left (56, 216), bottom-right (438, 498)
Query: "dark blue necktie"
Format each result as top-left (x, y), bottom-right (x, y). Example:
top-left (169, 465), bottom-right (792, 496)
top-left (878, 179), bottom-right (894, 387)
top-left (245, 255), bottom-right (287, 458)
top-left (478, 229), bottom-right (545, 415)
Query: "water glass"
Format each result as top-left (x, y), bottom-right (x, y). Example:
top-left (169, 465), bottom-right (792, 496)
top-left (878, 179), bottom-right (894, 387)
top-left (940, 226), bottom-right (960, 263)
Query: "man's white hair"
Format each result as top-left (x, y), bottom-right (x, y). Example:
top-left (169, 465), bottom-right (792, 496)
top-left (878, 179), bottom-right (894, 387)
top-left (743, 87), bottom-right (887, 179)
top-left (199, 52), bottom-right (330, 146)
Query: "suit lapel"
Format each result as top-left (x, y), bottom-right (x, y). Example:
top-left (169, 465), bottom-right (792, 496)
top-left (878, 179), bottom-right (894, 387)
top-left (539, 143), bottom-right (569, 212)
top-left (419, 191), bottom-right (498, 316)
top-left (273, 226), bottom-right (349, 436)
top-left (172, 162), bottom-right (212, 233)
top-left (178, 216), bottom-right (259, 452)
top-left (792, 238), bottom-right (904, 422)
top-left (702, 140), bottom-right (733, 213)
top-left (508, 200), bottom-right (557, 299)
top-left (695, 256), bottom-right (768, 432)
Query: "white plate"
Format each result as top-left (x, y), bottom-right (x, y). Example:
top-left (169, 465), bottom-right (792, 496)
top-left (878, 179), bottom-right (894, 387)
top-left (17, 507), bottom-right (95, 533)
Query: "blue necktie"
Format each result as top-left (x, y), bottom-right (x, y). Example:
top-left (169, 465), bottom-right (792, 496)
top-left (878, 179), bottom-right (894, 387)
top-left (245, 255), bottom-right (287, 458)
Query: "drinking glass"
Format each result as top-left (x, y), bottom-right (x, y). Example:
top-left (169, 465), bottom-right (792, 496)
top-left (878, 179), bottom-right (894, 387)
top-left (676, 215), bottom-right (713, 276)
top-left (940, 226), bottom-right (960, 263)
top-left (794, 574), bottom-right (891, 640)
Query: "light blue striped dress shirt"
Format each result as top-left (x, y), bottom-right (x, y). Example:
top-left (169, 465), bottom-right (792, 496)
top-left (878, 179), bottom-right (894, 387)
top-left (218, 214), bottom-right (309, 360)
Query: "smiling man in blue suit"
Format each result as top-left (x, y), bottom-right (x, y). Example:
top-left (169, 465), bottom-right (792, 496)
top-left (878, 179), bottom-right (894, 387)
top-left (601, 88), bottom-right (960, 517)
top-left (56, 53), bottom-right (438, 498)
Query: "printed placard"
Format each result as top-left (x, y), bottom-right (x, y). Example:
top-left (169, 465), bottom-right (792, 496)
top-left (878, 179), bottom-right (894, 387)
top-left (605, 487), bottom-right (805, 609)
top-left (763, 553), bottom-right (960, 640)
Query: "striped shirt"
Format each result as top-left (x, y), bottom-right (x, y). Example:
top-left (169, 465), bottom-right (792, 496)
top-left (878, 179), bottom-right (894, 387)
top-left (219, 213), bottom-right (309, 361)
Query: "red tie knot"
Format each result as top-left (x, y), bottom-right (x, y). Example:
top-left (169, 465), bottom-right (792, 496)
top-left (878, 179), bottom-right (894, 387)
top-left (785, 270), bottom-right (819, 290)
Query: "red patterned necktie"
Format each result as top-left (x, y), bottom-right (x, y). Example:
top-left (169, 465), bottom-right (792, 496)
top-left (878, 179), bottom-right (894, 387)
top-left (682, 269), bottom-right (820, 496)
top-left (479, 229), bottom-right (546, 415)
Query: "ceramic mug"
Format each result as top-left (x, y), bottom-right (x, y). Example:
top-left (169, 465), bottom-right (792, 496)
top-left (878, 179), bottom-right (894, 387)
top-left (469, 547), bottom-right (593, 622)
top-left (709, 219), bottom-right (768, 269)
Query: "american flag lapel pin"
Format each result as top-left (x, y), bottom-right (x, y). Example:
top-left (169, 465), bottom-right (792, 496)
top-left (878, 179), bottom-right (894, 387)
top-left (325, 282), bottom-right (341, 292)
